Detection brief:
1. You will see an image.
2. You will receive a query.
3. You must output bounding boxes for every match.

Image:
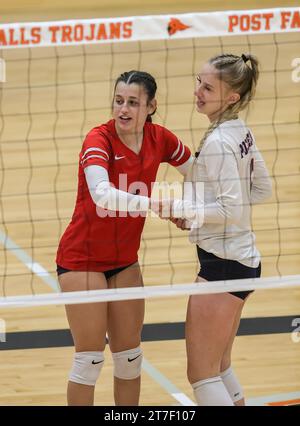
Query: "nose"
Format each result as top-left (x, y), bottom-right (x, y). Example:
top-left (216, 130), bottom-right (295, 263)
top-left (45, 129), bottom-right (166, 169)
top-left (194, 84), bottom-right (202, 97)
top-left (120, 102), bottom-right (129, 113)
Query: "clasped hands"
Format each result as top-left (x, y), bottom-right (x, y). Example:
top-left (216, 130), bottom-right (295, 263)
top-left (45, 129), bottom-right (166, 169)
top-left (150, 199), bottom-right (189, 230)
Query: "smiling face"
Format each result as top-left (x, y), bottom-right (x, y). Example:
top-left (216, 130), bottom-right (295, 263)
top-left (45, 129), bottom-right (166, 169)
top-left (113, 82), bottom-right (156, 136)
top-left (194, 63), bottom-right (240, 122)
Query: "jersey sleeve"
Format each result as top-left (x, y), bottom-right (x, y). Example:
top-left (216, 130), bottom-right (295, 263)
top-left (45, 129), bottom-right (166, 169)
top-left (201, 137), bottom-right (243, 224)
top-left (80, 128), bottom-right (112, 170)
top-left (161, 127), bottom-right (191, 166)
top-left (250, 149), bottom-right (272, 204)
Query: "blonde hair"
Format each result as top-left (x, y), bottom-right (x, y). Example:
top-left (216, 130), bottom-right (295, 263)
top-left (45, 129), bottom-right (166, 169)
top-left (185, 53), bottom-right (259, 183)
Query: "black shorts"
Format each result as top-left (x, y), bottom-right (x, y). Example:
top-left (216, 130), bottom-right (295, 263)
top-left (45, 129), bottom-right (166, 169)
top-left (56, 264), bottom-right (134, 280)
top-left (197, 246), bottom-right (261, 300)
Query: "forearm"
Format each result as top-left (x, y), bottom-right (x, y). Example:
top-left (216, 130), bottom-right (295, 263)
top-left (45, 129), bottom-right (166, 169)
top-left (169, 198), bottom-right (242, 226)
top-left (95, 181), bottom-right (149, 212)
top-left (85, 165), bottom-right (149, 212)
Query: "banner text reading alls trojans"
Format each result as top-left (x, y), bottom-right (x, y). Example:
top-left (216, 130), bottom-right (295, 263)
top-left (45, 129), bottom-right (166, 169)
top-left (0, 8), bottom-right (299, 49)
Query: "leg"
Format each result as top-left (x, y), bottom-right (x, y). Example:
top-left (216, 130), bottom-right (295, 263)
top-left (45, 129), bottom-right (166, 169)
top-left (220, 294), bottom-right (251, 406)
top-left (220, 264), bottom-right (260, 405)
top-left (59, 271), bottom-right (108, 406)
top-left (107, 262), bottom-right (144, 406)
top-left (185, 276), bottom-right (244, 405)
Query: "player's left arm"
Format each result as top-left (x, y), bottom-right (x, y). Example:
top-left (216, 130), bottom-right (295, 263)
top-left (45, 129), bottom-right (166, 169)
top-left (162, 128), bottom-right (192, 173)
top-left (175, 155), bottom-right (194, 176)
top-left (250, 149), bottom-right (272, 204)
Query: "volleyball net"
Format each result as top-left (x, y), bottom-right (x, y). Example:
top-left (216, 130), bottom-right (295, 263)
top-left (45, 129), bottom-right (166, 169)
top-left (0, 7), bottom-right (300, 304)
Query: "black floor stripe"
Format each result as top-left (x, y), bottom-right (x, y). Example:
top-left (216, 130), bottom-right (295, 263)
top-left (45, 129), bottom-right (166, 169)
top-left (0, 315), bottom-right (299, 350)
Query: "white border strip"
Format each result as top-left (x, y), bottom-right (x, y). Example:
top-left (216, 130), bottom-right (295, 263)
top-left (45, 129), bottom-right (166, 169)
top-left (0, 7), bottom-right (299, 49)
top-left (0, 274), bottom-right (299, 309)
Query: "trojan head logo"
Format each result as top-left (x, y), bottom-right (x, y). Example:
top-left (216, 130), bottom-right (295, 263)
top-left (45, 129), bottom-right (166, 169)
top-left (167, 18), bottom-right (191, 36)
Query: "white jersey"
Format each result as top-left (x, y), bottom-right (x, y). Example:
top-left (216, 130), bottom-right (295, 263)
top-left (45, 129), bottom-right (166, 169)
top-left (187, 118), bottom-right (272, 267)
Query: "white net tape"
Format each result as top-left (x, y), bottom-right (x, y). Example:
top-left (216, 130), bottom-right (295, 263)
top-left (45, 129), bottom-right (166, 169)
top-left (0, 274), bottom-right (299, 309)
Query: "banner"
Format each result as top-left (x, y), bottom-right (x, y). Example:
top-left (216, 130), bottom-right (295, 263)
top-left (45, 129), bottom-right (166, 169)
top-left (0, 7), bottom-right (299, 49)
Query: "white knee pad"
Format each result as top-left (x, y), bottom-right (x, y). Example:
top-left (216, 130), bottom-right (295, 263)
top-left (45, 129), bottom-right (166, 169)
top-left (192, 376), bottom-right (233, 406)
top-left (69, 351), bottom-right (104, 386)
top-left (112, 346), bottom-right (143, 380)
top-left (221, 366), bottom-right (244, 402)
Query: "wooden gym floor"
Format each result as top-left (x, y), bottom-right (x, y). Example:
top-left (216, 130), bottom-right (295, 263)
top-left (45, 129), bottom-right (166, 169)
top-left (0, 0), bottom-right (299, 405)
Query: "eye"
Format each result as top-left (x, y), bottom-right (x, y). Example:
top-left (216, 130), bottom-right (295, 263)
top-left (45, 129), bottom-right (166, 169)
top-left (115, 98), bottom-right (123, 105)
top-left (129, 100), bottom-right (139, 106)
top-left (205, 85), bottom-right (211, 92)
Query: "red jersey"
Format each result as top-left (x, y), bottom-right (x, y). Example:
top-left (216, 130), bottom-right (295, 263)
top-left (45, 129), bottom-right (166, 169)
top-left (56, 119), bottom-right (191, 271)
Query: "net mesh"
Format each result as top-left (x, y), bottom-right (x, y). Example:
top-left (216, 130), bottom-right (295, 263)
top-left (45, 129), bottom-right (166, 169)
top-left (0, 10), bottom-right (300, 299)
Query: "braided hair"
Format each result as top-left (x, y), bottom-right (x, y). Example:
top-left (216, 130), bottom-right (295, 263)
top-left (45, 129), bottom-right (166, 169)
top-left (185, 53), bottom-right (259, 183)
top-left (195, 53), bottom-right (259, 156)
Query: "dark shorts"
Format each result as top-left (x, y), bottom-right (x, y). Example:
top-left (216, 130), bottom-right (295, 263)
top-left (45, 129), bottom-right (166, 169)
top-left (56, 263), bottom-right (134, 280)
top-left (197, 246), bottom-right (261, 300)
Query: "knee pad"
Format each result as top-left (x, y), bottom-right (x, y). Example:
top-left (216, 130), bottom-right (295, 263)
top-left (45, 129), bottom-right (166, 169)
top-left (192, 376), bottom-right (233, 406)
top-left (221, 366), bottom-right (244, 402)
top-left (69, 351), bottom-right (104, 386)
top-left (112, 346), bottom-right (143, 380)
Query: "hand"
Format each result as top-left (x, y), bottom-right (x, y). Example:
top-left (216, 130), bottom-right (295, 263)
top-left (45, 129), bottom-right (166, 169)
top-left (150, 199), bottom-right (173, 219)
top-left (150, 200), bottom-right (161, 216)
top-left (169, 218), bottom-right (190, 230)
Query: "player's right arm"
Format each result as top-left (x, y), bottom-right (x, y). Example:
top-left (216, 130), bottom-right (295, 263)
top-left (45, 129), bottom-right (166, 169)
top-left (80, 129), bottom-right (150, 213)
top-left (84, 165), bottom-right (149, 212)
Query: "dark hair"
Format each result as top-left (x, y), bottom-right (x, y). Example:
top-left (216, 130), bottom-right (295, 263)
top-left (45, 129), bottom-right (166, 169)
top-left (113, 70), bottom-right (157, 122)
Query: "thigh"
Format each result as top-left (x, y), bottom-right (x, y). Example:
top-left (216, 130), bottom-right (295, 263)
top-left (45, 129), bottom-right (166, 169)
top-left (59, 271), bottom-right (108, 352)
top-left (107, 262), bottom-right (145, 352)
top-left (185, 286), bottom-right (244, 381)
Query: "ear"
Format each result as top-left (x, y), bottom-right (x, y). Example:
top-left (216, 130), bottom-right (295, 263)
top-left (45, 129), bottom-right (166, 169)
top-left (148, 98), bottom-right (157, 114)
top-left (228, 92), bottom-right (240, 106)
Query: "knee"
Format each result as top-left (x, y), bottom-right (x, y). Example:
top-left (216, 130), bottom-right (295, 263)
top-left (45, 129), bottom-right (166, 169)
top-left (187, 360), bottom-right (220, 385)
top-left (69, 351), bottom-right (104, 386)
top-left (221, 356), bottom-right (231, 373)
top-left (112, 346), bottom-right (143, 380)
top-left (187, 370), bottom-right (195, 385)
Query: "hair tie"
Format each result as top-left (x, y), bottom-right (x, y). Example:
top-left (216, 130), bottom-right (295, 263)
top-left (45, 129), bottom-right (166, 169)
top-left (241, 54), bottom-right (249, 63)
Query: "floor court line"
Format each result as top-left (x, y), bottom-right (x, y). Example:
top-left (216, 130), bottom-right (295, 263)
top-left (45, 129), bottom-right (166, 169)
top-left (142, 358), bottom-right (195, 406)
top-left (247, 390), bottom-right (300, 406)
top-left (0, 231), bottom-right (59, 292)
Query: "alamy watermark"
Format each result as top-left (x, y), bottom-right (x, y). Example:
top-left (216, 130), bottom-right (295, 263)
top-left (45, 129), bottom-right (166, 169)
top-left (94, 176), bottom-right (204, 222)
top-left (0, 318), bottom-right (6, 342)
top-left (291, 58), bottom-right (300, 83)
top-left (0, 58), bottom-right (6, 83)
top-left (291, 317), bottom-right (300, 343)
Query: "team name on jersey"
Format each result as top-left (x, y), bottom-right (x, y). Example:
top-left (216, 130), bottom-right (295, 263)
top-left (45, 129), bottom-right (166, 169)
top-left (239, 132), bottom-right (253, 159)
